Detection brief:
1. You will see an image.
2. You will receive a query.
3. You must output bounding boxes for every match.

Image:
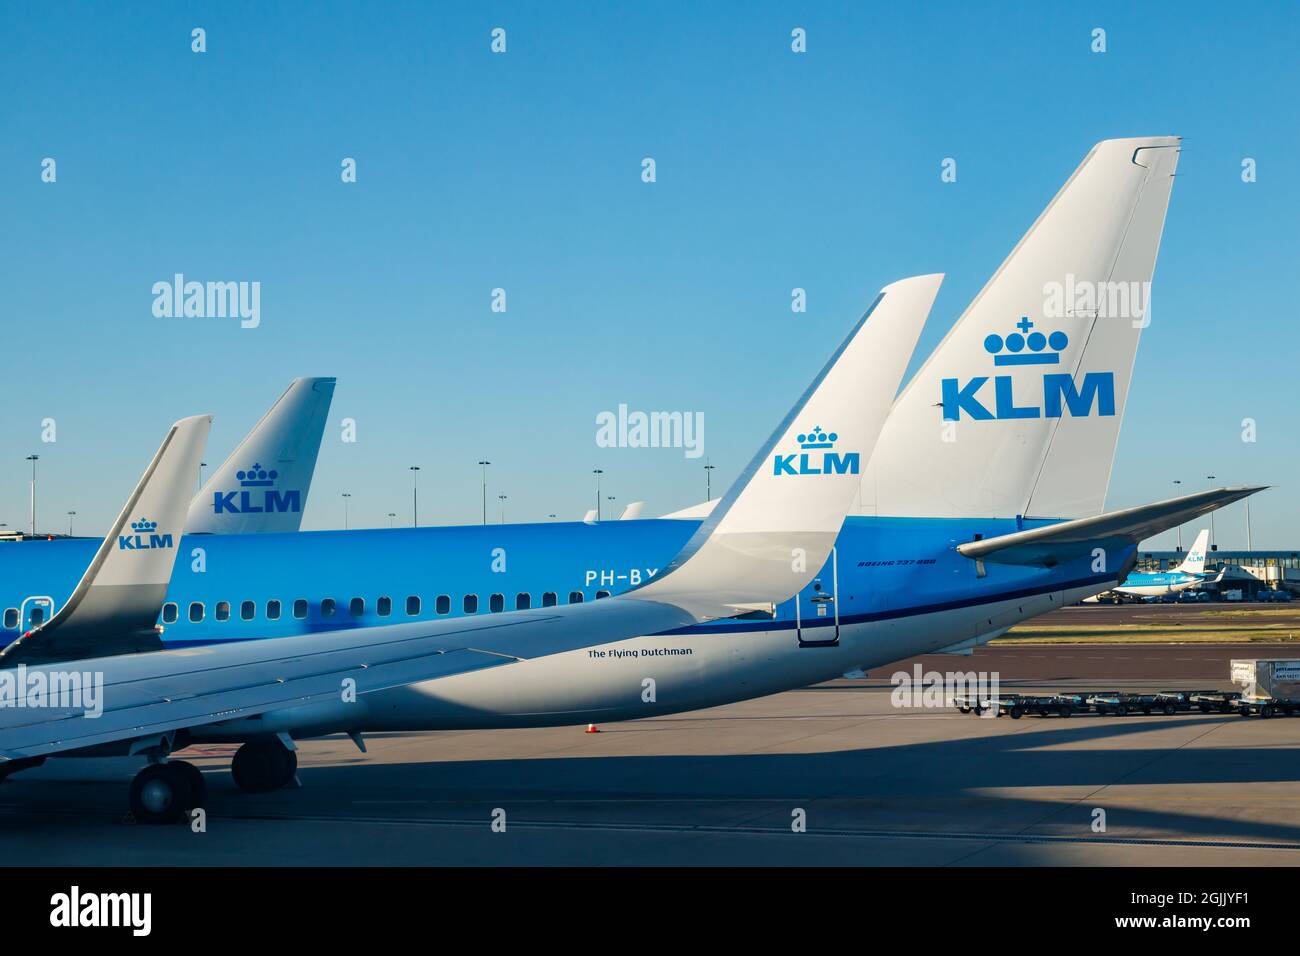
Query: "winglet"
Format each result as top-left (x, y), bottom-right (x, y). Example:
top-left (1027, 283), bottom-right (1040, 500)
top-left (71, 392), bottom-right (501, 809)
top-left (187, 377), bottom-right (335, 534)
top-left (635, 274), bottom-right (942, 617)
top-left (0, 415), bottom-right (212, 666)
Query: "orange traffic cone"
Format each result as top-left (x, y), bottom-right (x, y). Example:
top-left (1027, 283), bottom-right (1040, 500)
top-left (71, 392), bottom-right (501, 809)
top-left (585, 723), bottom-right (600, 733)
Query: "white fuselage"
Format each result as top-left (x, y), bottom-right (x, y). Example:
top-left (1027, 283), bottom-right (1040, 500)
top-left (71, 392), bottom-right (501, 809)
top-left (203, 581), bottom-right (1104, 740)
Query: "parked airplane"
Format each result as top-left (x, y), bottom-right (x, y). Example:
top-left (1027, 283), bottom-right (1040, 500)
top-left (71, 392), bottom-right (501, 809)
top-left (0, 140), bottom-right (1267, 776)
top-left (0, 271), bottom-right (936, 822)
top-left (1113, 529), bottom-right (1217, 597)
top-left (0, 136), bottom-right (1264, 692)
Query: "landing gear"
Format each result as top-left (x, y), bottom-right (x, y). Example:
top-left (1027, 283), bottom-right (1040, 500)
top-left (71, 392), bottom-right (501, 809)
top-left (128, 761), bottom-right (205, 825)
top-left (231, 739), bottom-right (298, 793)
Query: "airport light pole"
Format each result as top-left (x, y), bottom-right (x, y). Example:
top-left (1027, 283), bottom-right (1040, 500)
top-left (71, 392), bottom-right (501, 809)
top-left (67, 511), bottom-right (76, 536)
top-left (1172, 479), bottom-right (1182, 550)
top-left (607, 495), bottom-right (616, 519)
top-left (342, 493), bottom-right (351, 530)
top-left (593, 469), bottom-right (604, 521)
top-left (1206, 475), bottom-right (1217, 549)
top-left (410, 466), bottom-right (420, 527)
top-left (1245, 497), bottom-right (1254, 553)
top-left (26, 455), bottom-right (38, 537)
top-left (705, 459), bottom-right (715, 501)
top-left (387, 512), bottom-right (396, 528)
top-left (498, 494), bottom-right (507, 524)
top-left (478, 461), bottom-right (491, 525)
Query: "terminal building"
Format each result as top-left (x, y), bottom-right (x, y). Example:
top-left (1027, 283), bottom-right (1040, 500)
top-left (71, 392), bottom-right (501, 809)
top-left (1134, 550), bottom-right (1300, 598)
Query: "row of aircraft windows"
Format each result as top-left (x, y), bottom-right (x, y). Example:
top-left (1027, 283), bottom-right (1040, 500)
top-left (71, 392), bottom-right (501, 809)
top-left (154, 589), bottom-right (614, 625)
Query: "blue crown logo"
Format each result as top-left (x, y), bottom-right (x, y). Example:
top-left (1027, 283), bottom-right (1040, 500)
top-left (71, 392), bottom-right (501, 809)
top-left (984, 317), bottom-right (1068, 366)
top-left (130, 518), bottom-right (158, 533)
top-left (236, 463), bottom-right (278, 488)
top-left (797, 426), bottom-right (837, 449)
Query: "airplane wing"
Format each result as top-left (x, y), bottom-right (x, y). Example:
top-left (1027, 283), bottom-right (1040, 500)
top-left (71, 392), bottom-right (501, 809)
top-left (0, 274), bottom-right (942, 764)
top-left (956, 486), bottom-right (1267, 567)
top-left (186, 376), bottom-right (336, 534)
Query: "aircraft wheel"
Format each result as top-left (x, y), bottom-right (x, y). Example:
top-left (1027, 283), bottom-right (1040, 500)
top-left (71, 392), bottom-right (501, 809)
top-left (1009, 707), bottom-right (1023, 719)
top-left (129, 763), bottom-right (192, 825)
top-left (1163, 704), bottom-right (1176, 716)
top-left (1261, 706), bottom-right (1275, 719)
top-left (231, 739), bottom-right (298, 792)
top-left (174, 761), bottom-right (206, 811)
top-left (958, 706), bottom-right (971, 714)
top-left (1116, 705), bottom-right (1129, 717)
top-left (1060, 707), bottom-right (1073, 718)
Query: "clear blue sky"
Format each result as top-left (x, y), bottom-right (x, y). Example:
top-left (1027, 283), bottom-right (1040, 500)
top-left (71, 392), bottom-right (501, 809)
top-left (2, 1), bottom-right (1296, 549)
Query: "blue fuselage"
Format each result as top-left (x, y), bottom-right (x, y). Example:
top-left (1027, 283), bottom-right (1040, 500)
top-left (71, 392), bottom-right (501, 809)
top-left (0, 515), bottom-right (1125, 649)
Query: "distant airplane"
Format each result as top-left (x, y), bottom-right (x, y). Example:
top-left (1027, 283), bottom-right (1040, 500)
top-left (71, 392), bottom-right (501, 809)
top-left (1114, 529), bottom-right (1218, 596)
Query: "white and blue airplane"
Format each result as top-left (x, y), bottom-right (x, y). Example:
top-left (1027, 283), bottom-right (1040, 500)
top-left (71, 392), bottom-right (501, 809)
top-left (1113, 529), bottom-right (1217, 597)
top-left (0, 269), bottom-right (936, 821)
top-left (0, 138), bottom-right (1266, 816)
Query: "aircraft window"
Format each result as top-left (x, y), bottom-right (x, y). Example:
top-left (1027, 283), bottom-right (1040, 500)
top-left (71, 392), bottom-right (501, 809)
top-left (595, 590), bottom-right (611, 600)
top-left (489, 593), bottom-right (505, 613)
top-left (216, 601), bottom-right (231, 621)
top-left (161, 603), bottom-right (178, 625)
top-left (568, 591), bottom-right (584, 604)
top-left (515, 592), bottom-right (531, 610)
top-left (321, 598), bottom-right (336, 617)
top-left (294, 599), bottom-right (308, 619)
top-left (435, 595), bottom-right (450, 615)
top-left (189, 602), bottom-right (204, 623)
top-left (542, 592), bottom-right (557, 608)
top-left (350, 597), bottom-right (365, 617)
top-left (406, 595), bottom-right (421, 615)
top-left (241, 600), bottom-right (255, 621)
top-left (30, 606), bottom-right (44, 626)
top-left (267, 600), bottom-right (282, 620)
top-left (377, 596), bottom-right (392, 617)
top-left (3, 608), bottom-right (17, 629)
top-left (464, 594), bottom-right (478, 614)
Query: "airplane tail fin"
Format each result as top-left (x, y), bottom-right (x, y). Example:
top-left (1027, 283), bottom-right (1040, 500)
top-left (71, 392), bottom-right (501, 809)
top-left (861, 137), bottom-right (1181, 519)
top-left (186, 376), bottom-right (336, 534)
top-left (637, 275), bottom-right (940, 616)
top-left (1178, 529), bottom-right (1211, 574)
top-left (0, 415), bottom-right (211, 667)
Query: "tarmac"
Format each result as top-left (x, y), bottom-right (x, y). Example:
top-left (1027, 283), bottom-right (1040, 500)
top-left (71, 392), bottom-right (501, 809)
top-left (4, 639), bottom-right (1300, 866)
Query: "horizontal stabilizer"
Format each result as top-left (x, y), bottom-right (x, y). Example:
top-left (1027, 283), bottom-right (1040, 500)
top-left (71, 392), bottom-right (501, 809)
top-left (957, 487), bottom-right (1266, 567)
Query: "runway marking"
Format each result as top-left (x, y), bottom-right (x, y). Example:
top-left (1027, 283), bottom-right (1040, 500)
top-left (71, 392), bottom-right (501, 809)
top-left (214, 811), bottom-right (1300, 852)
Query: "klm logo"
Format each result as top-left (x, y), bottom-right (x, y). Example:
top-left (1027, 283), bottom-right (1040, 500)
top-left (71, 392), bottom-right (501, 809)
top-left (941, 318), bottom-right (1115, 421)
top-left (118, 518), bottom-right (173, 551)
top-left (773, 426), bottom-right (860, 476)
top-left (213, 462), bottom-right (301, 514)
